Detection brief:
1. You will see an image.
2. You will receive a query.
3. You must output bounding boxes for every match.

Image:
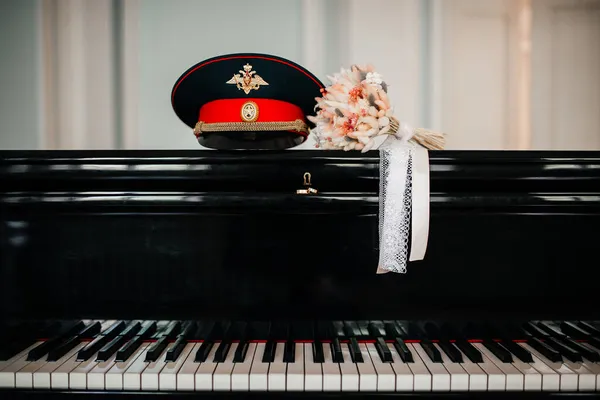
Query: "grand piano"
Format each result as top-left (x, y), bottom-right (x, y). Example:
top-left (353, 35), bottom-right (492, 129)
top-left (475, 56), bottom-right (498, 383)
top-left (1, 149), bottom-right (599, 398)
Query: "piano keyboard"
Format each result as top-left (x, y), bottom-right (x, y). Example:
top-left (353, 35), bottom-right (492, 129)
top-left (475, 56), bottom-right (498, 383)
top-left (1, 320), bottom-right (599, 392)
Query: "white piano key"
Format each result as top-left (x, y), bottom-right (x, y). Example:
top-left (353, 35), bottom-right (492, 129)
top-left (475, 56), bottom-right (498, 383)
top-left (513, 343), bottom-right (559, 391)
top-left (51, 352), bottom-right (81, 389)
top-left (387, 343), bottom-right (416, 392)
top-left (469, 343), bottom-right (506, 390)
top-left (303, 343), bottom-right (323, 391)
top-left (122, 346), bottom-right (152, 390)
top-left (562, 359), bottom-right (596, 392)
top-left (355, 344), bottom-right (377, 391)
top-left (159, 342), bottom-right (195, 391)
top-left (452, 347), bottom-right (487, 391)
top-left (339, 343), bottom-right (359, 391)
top-left (507, 357), bottom-right (542, 391)
top-left (105, 343), bottom-right (150, 390)
top-left (0, 342), bottom-right (44, 388)
top-left (87, 354), bottom-right (118, 390)
top-left (34, 342), bottom-right (86, 389)
top-left (195, 343), bottom-right (219, 390)
top-left (322, 342), bottom-right (341, 391)
top-left (0, 342), bottom-right (41, 373)
top-left (15, 355), bottom-right (48, 388)
top-left (411, 343), bottom-right (450, 391)
top-left (69, 351), bottom-right (101, 390)
top-left (231, 343), bottom-right (257, 391)
top-left (268, 343), bottom-right (286, 391)
top-left (141, 342), bottom-right (174, 391)
top-left (174, 343), bottom-right (200, 391)
top-left (474, 343), bottom-right (524, 391)
top-left (213, 343), bottom-right (237, 391)
top-left (520, 343), bottom-right (576, 391)
top-left (286, 343), bottom-right (304, 391)
top-left (366, 343), bottom-right (395, 391)
top-left (249, 343), bottom-right (268, 391)
top-left (578, 351), bottom-right (600, 391)
top-left (432, 343), bottom-right (469, 391)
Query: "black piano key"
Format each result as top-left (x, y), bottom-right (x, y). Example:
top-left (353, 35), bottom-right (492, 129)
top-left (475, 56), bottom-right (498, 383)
top-left (331, 337), bottom-right (343, 363)
top-left (178, 321), bottom-right (196, 339)
top-left (578, 321), bottom-right (600, 336)
top-left (523, 322), bottom-right (547, 338)
top-left (115, 335), bottom-right (143, 362)
top-left (47, 336), bottom-right (80, 362)
top-left (139, 321), bottom-right (158, 339)
top-left (76, 335), bottom-right (108, 361)
top-left (78, 322), bottom-right (102, 339)
top-left (165, 337), bottom-right (187, 362)
top-left (408, 322), bottom-right (426, 339)
top-left (283, 340), bottom-right (295, 363)
top-left (262, 340), bottom-right (276, 363)
top-left (312, 341), bottom-right (324, 363)
top-left (545, 337), bottom-right (582, 362)
top-left (348, 338), bottom-right (363, 363)
top-left (559, 337), bottom-right (600, 362)
top-left (560, 321), bottom-right (590, 339)
top-left (120, 322), bottom-right (142, 338)
top-left (589, 337), bottom-right (600, 351)
top-left (368, 322), bottom-right (381, 338)
top-left (393, 338), bottom-right (413, 363)
top-left (145, 336), bottom-right (169, 362)
top-left (213, 341), bottom-right (232, 363)
top-left (375, 337), bottom-right (393, 362)
top-left (332, 321), bottom-right (345, 339)
top-left (28, 321), bottom-right (85, 361)
top-left (163, 321), bottom-right (182, 339)
top-left (483, 340), bottom-right (513, 363)
top-left (438, 341), bottom-right (463, 363)
top-left (96, 335), bottom-right (129, 362)
top-left (103, 321), bottom-right (127, 339)
top-left (357, 321), bottom-right (370, 338)
top-left (194, 341), bottom-right (214, 363)
top-left (233, 340), bottom-right (250, 363)
top-left (420, 340), bottom-right (442, 363)
top-left (384, 322), bottom-right (402, 340)
top-left (528, 337), bottom-right (562, 362)
top-left (498, 340), bottom-right (533, 363)
top-left (344, 321), bottom-right (362, 338)
top-left (535, 321), bottom-right (561, 337)
top-left (454, 340), bottom-right (483, 363)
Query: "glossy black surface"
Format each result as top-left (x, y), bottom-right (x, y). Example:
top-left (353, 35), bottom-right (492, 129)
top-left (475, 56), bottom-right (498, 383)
top-left (1, 149), bottom-right (600, 324)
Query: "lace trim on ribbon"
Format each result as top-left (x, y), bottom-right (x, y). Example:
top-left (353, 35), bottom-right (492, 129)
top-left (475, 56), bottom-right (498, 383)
top-left (377, 140), bottom-right (413, 273)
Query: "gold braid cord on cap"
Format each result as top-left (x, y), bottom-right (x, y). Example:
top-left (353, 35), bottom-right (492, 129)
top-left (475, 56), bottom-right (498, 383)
top-left (194, 120), bottom-right (309, 138)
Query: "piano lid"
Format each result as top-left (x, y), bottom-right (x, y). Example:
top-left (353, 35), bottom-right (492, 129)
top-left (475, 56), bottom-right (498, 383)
top-left (1, 150), bottom-right (599, 322)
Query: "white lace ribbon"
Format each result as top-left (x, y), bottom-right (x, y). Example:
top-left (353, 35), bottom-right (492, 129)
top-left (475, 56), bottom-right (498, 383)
top-left (377, 138), bottom-right (430, 273)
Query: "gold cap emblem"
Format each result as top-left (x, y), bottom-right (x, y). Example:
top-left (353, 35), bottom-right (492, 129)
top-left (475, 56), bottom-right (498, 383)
top-left (226, 63), bottom-right (269, 94)
top-left (241, 101), bottom-right (259, 122)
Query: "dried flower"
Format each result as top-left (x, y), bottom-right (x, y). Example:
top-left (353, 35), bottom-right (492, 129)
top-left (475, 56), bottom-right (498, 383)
top-left (309, 65), bottom-right (394, 152)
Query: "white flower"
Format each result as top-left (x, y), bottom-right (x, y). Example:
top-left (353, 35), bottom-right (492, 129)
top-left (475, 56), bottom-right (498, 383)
top-left (365, 72), bottom-right (384, 88)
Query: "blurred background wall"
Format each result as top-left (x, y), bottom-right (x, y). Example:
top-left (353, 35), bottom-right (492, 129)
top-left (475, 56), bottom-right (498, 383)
top-left (0, 0), bottom-right (598, 150)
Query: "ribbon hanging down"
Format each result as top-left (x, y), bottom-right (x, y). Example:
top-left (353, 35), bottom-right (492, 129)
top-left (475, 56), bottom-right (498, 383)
top-left (376, 138), bottom-right (430, 274)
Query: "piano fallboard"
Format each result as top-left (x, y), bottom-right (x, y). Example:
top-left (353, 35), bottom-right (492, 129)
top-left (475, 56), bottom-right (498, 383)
top-left (1, 150), bottom-right (599, 323)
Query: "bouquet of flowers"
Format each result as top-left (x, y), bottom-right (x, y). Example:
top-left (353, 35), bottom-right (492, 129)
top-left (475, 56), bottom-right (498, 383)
top-left (308, 65), bottom-right (445, 152)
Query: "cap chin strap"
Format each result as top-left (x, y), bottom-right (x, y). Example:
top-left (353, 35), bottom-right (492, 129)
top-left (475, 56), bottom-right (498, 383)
top-left (194, 120), bottom-right (309, 138)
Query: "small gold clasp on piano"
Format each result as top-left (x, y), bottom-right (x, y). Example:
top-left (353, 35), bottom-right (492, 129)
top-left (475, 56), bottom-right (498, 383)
top-left (296, 172), bottom-right (318, 195)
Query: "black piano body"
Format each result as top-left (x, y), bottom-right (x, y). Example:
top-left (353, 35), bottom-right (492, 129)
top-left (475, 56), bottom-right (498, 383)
top-left (0, 149), bottom-right (599, 398)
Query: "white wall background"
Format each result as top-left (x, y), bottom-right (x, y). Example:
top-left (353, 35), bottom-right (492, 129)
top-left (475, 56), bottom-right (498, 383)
top-left (0, 0), bottom-right (43, 149)
top-left (0, 0), bottom-right (599, 150)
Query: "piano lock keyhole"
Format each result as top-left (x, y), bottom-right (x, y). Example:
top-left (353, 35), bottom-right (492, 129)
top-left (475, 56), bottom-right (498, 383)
top-left (296, 172), bottom-right (318, 195)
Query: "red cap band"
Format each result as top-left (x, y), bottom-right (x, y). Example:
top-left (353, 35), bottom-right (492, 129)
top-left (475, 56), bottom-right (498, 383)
top-left (198, 98), bottom-right (307, 136)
